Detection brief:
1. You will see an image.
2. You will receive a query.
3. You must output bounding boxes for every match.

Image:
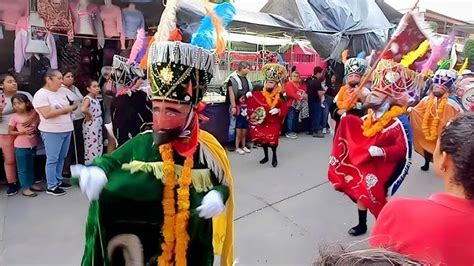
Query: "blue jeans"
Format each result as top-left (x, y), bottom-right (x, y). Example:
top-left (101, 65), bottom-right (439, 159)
top-left (286, 107), bottom-right (297, 133)
top-left (322, 95), bottom-right (334, 129)
top-left (228, 113), bottom-right (236, 144)
top-left (41, 131), bottom-right (72, 190)
top-left (15, 147), bottom-right (36, 189)
top-left (309, 101), bottom-right (324, 131)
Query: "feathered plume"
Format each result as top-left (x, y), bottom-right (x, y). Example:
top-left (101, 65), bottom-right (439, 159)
top-left (357, 51), bottom-right (366, 59)
top-left (154, 0), bottom-right (179, 42)
top-left (400, 40), bottom-right (429, 68)
top-left (128, 28), bottom-right (146, 64)
top-left (458, 58), bottom-right (469, 74)
top-left (437, 59), bottom-right (451, 70)
top-left (450, 43), bottom-right (458, 69)
top-left (421, 32), bottom-right (455, 74)
top-left (341, 49), bottom-right (349, 64)
top-left (191, 2), bottom-right (236, 55)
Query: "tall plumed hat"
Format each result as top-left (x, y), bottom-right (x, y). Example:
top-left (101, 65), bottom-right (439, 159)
top-left (432, 69), bottom-right (458, 92)
top-left (145, 2), bottom-right (236, 105)
top-left (372, 59), bottom-right (425, 104)
top-left (344, 58), bottom-right (368, 77)
top-left (112, 55), bottom-right (145, 86)
top-left (262, 63), bottom-right (287, 83)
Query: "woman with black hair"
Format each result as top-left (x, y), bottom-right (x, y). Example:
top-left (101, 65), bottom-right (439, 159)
top-left (371, 113), bottom-right (474, 265)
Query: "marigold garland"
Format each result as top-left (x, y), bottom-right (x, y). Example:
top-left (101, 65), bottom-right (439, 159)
top-left (362, 106), bottom-right (406, 137)
top-left (262, 86), bottom-right (281, 109)
top-left (336, 85), bottom-right (359, 111)
top-left (158, 143), bottom-right (194, 266)
top-left (421, 95), bottom-right (447, 141)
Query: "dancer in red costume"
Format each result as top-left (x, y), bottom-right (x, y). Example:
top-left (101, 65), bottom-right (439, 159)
top-left (247, 63), bottom-right (288, 167)
top-left (328, 60), bottom-right (417, 236)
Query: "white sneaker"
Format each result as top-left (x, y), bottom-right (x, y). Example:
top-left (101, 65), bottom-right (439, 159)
top-left (322, 128), bottom-right (327, 134)
top-left (236, 148), bottom-right (245, 155)
top-left (243, 147), bottom-right (251, 153)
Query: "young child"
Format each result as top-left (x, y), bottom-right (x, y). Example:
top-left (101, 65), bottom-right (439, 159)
top-left (81, 80), bottom-right (103, 165)
top-left (8, 94), bottom-right (41, 197)
top-left (235, 96), bottom-right (251, 155)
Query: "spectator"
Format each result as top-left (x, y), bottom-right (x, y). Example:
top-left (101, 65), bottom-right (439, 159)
top-left (62, 70), bottom-right (85, 177)
top-left (322, 74), bottom-right (340, 134)
top-left (234, 96), bottom-right (250, 155)
top-left (284, 71), bottom-right (307, 139)
top-left (306, 66), bottom-right (325, 138)
top-left (8, 94), bottom-right (41, 197)
top-left (226, 62), bottom-right (253, 151)
top-left (0, 73), bottom-right (35, 196)
top-left (33, 69), bottom-right (76, 196)
top-left (81, 80), bottom-right (103, 164)
top-left (370, 113), bottom-right (474, 265)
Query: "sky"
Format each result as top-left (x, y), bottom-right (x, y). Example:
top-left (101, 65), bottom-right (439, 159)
top-left (233, 0), bottom-right (474, 22)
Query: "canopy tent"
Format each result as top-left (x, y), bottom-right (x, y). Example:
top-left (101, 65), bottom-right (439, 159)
top-left (261, 0), bottom-right (395, 60)
top-left (176, 0), bottom-right (304, 43)
top-left (375, 0), bottom-right (404, 24)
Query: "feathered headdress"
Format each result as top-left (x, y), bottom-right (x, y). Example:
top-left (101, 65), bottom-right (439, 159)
top-left (421, 32), bottom-right (455, 74)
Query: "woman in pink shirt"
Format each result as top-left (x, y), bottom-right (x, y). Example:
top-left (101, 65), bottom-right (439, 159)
top-left (9, 94), bottom-right (42, 197)
top-left (371, 113), bottom-right (474, 265)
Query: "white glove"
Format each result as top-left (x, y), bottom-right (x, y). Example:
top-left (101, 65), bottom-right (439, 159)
top-left (72, 165), bottom-right (108, 201)
top-left (407, 107), bottom-right (413, 113)
top-left (196, 190), bottom-right (225, 219)
top-left (269, 108), bottom-right (280, 115)
top-left (368, 146), bottom-right (385, 157)
top-left (245, 91), bottom-right (253, 98)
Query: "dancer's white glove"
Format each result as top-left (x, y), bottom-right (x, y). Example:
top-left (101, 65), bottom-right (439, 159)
top-left (269, 108), bottom-right (280, 115)
top-left (407, 107), bottom-right (414, 113)
top-left (196, 190), bottom-right (225, 219)
top-left (246, 91), bottom-right (253, 98)
top-left (71, 164), bottom-right (108, 201)
top-left (368, 146), bottom-right (385, 157)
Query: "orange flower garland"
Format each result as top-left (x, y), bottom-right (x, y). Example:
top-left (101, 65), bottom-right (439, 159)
top-left (362, 106), bottom-right (406, 137)
top-left (262, 86), bottom-right (281, 109)
top-left (175, 156), bottom-right (193, 266)
top-left (158, 143), bottom-right (194, 266)
top-left (158, 143), bottom-right (177, 265)
top-left (336, 86), bottom-right (358, 111)
top-left (421, 95), bottom-right (447, 141)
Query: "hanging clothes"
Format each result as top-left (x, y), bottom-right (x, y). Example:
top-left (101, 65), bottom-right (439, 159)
top-left (37, 0), bottom-right (74, 42)
top-left (14, 16), bottom-right (57, 73)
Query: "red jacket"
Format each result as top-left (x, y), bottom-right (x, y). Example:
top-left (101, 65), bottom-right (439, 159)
top-left (284, 81), bottom-right (305, 107)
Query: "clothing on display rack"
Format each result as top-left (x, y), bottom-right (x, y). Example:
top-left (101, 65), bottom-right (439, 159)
top-left (100, 3), bottom-right (126, 49)
top-left (122, 5), bottom-right (145, 39)
top-left (0, 0), bottom-right (29, 31)
top-left (37, 0), bottom-right (74, 42)
top-left (14, 15), bottom-right (58, 73)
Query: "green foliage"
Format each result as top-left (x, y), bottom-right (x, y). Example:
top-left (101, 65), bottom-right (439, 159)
top-left (464, 39), bottom-right (474, 69)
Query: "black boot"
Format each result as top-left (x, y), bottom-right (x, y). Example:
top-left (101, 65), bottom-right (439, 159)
top-left (260, 145), bottom-right (269, 164)
top-left (348, 209), bottom-right (368, 236)
top-left (421, 152), bottom-right (432, 171)
top-left (271, 145), bottom-right (278, 167)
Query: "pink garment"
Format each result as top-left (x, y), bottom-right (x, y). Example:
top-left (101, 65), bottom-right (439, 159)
top-left (9, 112), bottom-right (39, 148)
top-left (0, 0), bottom-right (28, 31)
top-left (14, 18), bottom-right (58, 73)
top-left (0, 134), bottom-right (17, 183)
top-left (69, 1), bottom-right (99, 36)
top-left (37, 0), bottom-right (74, 42)
top-left (100, 4), bottom-right (126, 49)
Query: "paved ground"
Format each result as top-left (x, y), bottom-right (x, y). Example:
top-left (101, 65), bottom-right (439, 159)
top-left (0, 134), bottom-right (442, 265)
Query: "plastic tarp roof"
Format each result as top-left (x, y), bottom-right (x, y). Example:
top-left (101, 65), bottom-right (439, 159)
top-left (261, 0), bottom-right (395, 60)
top-left (176, 1), bottom-right (304, 43)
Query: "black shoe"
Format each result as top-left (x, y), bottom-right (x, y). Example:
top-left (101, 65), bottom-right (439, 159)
top-left (421, 164), bottom-right (429, 171)
top-left (313, 130), bottom-right (324, 138)
top-left (259, 157), bottom-right (269, 164)
top-left (227, 147), bottom-right (236, 152)
top-left (348, 224), bottom-right (367, 236)
top-left (59, 182), bottom-right (72, 190)
top-left (272, 158), bottom-right (278, 167)
top-left (46, 187), bottom-right (67, 196)
top-left (6, 183), bottom-right (20, 196)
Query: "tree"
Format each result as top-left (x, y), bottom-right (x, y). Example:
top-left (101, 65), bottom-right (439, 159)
top-left (463, 39), bottom-right (474, 70)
